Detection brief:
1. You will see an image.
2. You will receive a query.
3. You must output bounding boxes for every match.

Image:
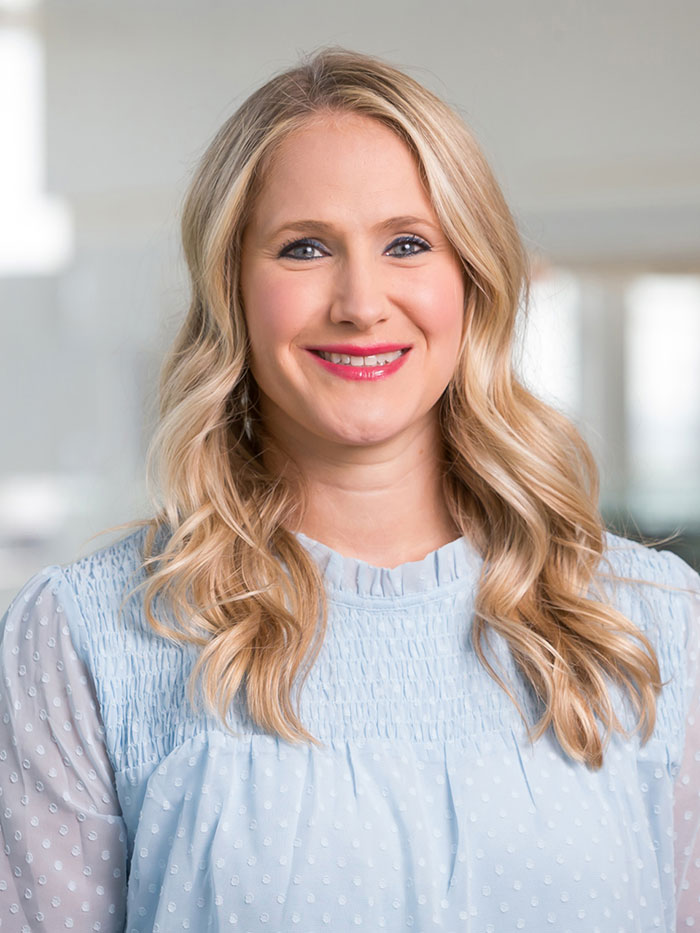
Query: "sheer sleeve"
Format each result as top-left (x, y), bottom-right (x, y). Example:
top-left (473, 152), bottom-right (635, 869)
top-left (0, 569), bottom-right (127, 932)
top-left (674, 557), bottom-right (700, 924)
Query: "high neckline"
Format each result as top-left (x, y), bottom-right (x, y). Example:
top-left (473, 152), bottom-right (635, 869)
top-left (294, 531), bottom-right (481, 599)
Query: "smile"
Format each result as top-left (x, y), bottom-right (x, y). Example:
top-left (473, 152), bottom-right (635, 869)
top-left (317, 349), bottom-right (405, 366)
top-left (305, 346), bottom-right (411, 381)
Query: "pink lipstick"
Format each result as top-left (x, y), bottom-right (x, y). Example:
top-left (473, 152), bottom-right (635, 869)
top-left (304, 344), bottom-right (412, 381)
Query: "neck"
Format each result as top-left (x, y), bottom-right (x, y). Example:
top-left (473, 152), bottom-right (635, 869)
top-left (266, 416), bottom-right (460, 568)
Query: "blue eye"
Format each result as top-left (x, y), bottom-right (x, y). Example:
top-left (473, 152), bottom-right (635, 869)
top-left (385, 235), bottom-right (431, 257)
top-left (278, 238), bottom-right (327, 260)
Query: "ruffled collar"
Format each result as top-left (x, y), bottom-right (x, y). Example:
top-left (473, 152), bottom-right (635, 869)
top-left (295, 532), bottom-right (481, 599)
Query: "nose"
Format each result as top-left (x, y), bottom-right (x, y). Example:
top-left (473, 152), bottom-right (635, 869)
top-left (329, 253), bottom-right (389, 329)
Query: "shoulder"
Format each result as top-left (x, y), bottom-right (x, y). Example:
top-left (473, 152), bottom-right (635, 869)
top-left (600, 531), bottom-right (696, 586)
top-left (56, 524), bottom-right (161, 665)
top-left (1, 564), bottom-right (71, 664)
top-left (598, 532), bottom-right (698, 620)
top-left (597, 533), bottom-right (700, 753)
top-left (61, 523), bottom-right (151, 604)
top-left (597, 531), bottom-right (699, 641)
top-left (2, 525), bottom-right (153, 670)
top-left (598, 532), bottom-right (699, 688)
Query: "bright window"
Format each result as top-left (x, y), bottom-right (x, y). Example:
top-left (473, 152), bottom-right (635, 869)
top-left (0, 24), bottom-right (72, 276)
top-left (625, 275), bottom-right (700, 529)
top-left (517, 267), bottom-right (581, 417)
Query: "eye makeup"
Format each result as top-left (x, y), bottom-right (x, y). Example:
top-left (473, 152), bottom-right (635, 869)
top-left (277, 233), bottom-right (432, 261)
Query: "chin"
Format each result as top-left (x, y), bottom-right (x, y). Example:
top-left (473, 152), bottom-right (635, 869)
top-left (324, 423), bottom-right (406, 447)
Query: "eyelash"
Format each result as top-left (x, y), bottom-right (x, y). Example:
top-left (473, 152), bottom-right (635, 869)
top-left (277, 234), bottom-right (431, 260)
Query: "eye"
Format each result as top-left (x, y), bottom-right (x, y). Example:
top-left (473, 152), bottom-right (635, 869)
top-left (278, 237), bottom-right (328, 260)
top-left (385, 235), bottom-right (431, 258)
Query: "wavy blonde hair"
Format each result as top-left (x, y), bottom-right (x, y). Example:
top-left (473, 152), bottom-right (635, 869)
top-left (142, 47), bottom-right (661, 769)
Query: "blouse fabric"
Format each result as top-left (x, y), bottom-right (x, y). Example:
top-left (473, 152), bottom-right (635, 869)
top-left (1, 528), bottom-right (700, 933)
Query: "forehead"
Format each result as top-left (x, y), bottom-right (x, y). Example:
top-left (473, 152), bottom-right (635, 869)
top-left (247, 113), bottom-right (436, 231)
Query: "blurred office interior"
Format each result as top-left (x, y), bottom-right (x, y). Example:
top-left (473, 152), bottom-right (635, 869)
top-left (1, 0), bottom-right (699, 609)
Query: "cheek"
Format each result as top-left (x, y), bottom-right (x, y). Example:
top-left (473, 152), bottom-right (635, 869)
top-left (244, 272), bottom-right (313, 360)
top-left (412, 270), bottom-right (465, 352)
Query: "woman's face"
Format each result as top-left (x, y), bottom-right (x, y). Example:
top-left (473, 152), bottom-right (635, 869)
top-left (240, 113), bottom-right (466, 454)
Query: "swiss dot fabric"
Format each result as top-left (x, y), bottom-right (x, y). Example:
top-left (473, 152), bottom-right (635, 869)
top-left (0, 528), bottom-right (699, 932)
top-left (0, 572), bottom-right (127, 931)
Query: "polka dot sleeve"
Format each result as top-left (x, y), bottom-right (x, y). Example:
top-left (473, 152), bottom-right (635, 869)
top-left (675, 559), bottom-right (700, 925)
top-left (0, 569), bottom-right (127, 932)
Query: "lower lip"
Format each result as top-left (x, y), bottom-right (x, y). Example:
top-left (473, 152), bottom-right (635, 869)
top-left (306, 349), bottom-right (411, 381)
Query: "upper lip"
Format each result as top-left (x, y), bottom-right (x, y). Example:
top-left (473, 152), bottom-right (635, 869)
top-left (305, 344), bottom-right (411, 355)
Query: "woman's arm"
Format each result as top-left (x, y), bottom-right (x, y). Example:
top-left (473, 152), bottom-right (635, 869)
top-left (674, 559), bottom-right (700, 924)
top-left (0, 570), bottom-right (128, 932)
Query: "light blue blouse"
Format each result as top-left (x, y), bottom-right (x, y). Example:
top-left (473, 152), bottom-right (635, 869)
top-left (1, 527), bottom-right (700, 932)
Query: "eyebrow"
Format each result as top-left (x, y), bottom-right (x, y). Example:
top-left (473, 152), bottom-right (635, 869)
top-left (266, 215), bottom-right (441, 240)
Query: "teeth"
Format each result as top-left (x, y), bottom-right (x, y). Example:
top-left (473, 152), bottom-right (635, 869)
top-left (317, 349), bottom-right (405, 366)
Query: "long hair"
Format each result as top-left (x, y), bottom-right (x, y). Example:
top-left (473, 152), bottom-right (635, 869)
top-left (142, 47), bottom-right (661, 768)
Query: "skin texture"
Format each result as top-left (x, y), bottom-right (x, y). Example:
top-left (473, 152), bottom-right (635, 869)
top-left (240, 113), bottom-right (466, 566)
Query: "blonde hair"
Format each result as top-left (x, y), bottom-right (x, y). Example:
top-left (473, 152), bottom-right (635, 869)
top-left (142, 47), bottom-right (661, 769)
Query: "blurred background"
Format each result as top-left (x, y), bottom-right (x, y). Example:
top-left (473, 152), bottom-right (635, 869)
top-left (1, 0), bottom-right (699, 608)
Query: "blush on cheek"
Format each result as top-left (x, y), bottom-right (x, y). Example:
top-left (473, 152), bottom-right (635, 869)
top-left (245, 272), bottom-right (321, 348)
top-left (415, 280), bottom-right (464, 335)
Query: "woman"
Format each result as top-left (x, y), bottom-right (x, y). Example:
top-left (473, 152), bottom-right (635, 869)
top-left (1, 48), bottom-right (699, 931)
